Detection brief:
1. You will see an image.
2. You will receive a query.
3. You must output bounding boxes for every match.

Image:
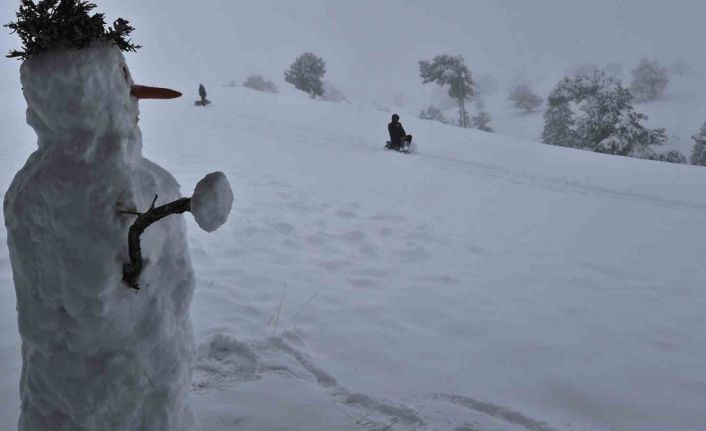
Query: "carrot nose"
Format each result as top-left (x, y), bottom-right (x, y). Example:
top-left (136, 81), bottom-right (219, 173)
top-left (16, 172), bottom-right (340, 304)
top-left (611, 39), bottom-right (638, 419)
top-left (130, 85), bottom-right (182, 99)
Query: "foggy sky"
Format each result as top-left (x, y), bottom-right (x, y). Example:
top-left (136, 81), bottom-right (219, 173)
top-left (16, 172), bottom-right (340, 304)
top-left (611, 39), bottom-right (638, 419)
top-left (1, 0), bottom-right (704, 106)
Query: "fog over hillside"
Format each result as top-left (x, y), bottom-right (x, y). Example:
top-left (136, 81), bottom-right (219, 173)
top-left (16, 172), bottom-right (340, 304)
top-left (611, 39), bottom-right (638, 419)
top-left (1, 0), bottom-right (705, 105)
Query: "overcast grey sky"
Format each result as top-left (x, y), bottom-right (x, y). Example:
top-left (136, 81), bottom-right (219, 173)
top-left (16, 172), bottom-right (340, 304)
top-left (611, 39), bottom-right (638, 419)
top-left (1, 0), bottom-right (704, 105)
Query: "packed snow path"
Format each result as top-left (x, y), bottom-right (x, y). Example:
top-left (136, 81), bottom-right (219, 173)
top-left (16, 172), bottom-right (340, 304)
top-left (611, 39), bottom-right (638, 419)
top-left (1, 87), bottom-right (705, 430)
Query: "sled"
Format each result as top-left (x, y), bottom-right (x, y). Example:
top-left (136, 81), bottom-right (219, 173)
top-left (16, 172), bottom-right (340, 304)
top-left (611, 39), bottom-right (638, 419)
top-left (385, 141), bottom-right (413, 153)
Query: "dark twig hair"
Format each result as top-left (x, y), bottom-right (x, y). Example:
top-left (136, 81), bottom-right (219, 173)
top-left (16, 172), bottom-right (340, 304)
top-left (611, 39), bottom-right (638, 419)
top-left (5, 0), bottom-right (140, 60)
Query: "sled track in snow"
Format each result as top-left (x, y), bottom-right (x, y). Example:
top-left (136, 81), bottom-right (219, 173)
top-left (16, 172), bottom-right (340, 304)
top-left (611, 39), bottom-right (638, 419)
top-left (410, 149), bottom-right (706, 213)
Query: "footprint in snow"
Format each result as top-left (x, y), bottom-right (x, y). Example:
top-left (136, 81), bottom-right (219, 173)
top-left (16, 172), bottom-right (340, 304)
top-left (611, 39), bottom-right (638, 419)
top-left (193, 334), bottom-right (261, 392)
top-left (431, 394), bottom-right (558, 431)
top-left (378, 227), bottom-right (395, 237)
top-left (270, 222), bottom-right (295, 235)
top-left (370, 213), bottom-right (406, 222)
top-left (358, 242), bottom-right (379, 258)
top-left (396, 243), bottom-right (432, 262)
top-left (353, 267), bottom-right (389, 278)
top-left (335, 208), bottom-right (357, 219)
top-left (342, 230), bottom-right (366, 242)
top-left (194, 333), bottom-right (426, 428)
top-left (347, 277), bottom-right (378, 288)
top-left (318, 259), bottom-right (351, 272)
top-left (304, 232), bottom-right (332, 246)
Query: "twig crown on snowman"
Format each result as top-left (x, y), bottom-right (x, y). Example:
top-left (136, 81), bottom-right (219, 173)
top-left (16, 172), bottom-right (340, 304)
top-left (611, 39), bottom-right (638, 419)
top-left (5, 0), bottom-right (140, 60)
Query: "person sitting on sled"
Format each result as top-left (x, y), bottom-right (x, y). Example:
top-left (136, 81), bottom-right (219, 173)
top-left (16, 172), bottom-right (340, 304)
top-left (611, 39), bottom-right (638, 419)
top-left (388, 114), bottom-right (412, 150)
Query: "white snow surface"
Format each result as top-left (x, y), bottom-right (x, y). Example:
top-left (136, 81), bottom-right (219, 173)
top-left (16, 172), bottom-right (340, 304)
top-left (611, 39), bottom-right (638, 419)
top-left (4, 45), bottom-right (198, 430)
top-left (191, 172), bottom-right (234, 233)
top-left (0, 81), bottom-right (705, 431)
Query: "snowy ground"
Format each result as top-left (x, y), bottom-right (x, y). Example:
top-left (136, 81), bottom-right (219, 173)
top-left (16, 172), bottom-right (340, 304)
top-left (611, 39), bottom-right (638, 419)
top-left (1, 86), bottom-right (706, 431)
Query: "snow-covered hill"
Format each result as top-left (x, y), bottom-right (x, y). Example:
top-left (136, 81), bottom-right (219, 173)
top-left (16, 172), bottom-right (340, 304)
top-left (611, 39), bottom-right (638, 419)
top-left (1, 86), bottom-right (705, 431)
top-left (456, 71), bottom-right (706, 158)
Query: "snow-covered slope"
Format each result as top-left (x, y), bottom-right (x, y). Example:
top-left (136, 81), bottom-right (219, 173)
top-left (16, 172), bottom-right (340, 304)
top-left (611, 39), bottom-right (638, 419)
top-left (2, 86), bottom-right (705, 431)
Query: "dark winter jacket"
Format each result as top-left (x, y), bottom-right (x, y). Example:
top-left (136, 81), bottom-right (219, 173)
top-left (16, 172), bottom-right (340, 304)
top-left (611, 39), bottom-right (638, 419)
top-left (388, 121), bottom-right (407, 143)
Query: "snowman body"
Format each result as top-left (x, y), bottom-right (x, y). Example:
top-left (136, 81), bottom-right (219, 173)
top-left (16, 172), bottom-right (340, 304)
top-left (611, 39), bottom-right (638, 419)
top-left (5, 44), bottom-right (199, 430)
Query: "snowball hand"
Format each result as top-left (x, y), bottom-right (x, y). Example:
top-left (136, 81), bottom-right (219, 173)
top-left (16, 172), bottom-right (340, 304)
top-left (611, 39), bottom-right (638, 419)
top-left (130, 84), bottom-right (182, 99)
top-left (121, 172), bottom-right (233, 289)
top-left (191, 172), bottom-right (234, 233)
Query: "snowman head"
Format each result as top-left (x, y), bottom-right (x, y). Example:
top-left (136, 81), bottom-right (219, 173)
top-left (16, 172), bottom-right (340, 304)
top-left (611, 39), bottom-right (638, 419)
top-left (20, 43), bottom-right (139, 143)
top-left (8, 1), bottom-right (180, 156)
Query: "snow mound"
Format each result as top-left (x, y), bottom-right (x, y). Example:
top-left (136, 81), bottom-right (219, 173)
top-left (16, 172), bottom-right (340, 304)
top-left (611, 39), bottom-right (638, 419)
top-left (191, 171), bottom-right (234, 232)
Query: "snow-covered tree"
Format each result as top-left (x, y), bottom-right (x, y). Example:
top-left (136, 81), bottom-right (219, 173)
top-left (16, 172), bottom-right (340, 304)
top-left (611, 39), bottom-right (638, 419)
top-left (470, 110), bottom-right (494, 132)
top-left (470, 100), bottom-right (494, 132)
top-left (508, 83), bottom-right (542, 113)
top-left (630, 59), bottom-right (668, 103)
top-left (541, 73), bottom-right (609, 148)
top-left (195, 83), bottom-right (211, 106)
top-left (654, 150), bottom-right (687, 164)
top-left (284, 52), bottom-right (326, 98)
top-left (690, 122), bottom-right (706, 166)
top-left (243, 74), bottom-right (278, 93)
top-left (543, 71), bottom-right (667, 158)
top-left (542, 101), bottom-right (577, 147)
top-left (587, 81), bottom-right (666, 158)
top-left (321, 81), bottom-right (348, 103)
top-left (419, 54), bottom-right (475, 128)
top-left (593, 99), bottom-right (667, 158)
top-left (419, 105), bottom-right (449, 124)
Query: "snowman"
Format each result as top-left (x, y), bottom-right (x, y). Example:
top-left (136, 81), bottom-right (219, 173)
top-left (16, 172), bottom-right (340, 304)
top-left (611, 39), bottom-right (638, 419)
top-left (4, 3), bottom-right (232, 430)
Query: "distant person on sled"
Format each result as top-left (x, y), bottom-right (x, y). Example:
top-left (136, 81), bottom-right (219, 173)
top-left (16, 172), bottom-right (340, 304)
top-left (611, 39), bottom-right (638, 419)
top-left (387, 114), bottom-right (413, 151)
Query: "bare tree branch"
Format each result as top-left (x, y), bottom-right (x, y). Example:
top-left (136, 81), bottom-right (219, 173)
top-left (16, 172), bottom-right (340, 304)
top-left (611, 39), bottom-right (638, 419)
top-left (120, 196), bottom-right (191, 289)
